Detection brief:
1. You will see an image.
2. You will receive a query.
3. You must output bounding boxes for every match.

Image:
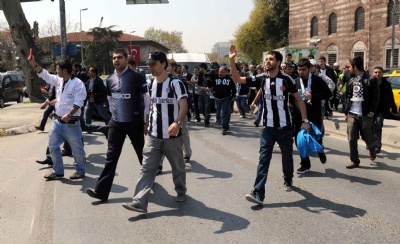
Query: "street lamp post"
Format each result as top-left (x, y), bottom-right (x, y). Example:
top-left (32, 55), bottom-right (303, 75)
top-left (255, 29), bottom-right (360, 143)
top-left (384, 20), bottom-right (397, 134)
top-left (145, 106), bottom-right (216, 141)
top-left (80, 8), bottom-right (88, 67)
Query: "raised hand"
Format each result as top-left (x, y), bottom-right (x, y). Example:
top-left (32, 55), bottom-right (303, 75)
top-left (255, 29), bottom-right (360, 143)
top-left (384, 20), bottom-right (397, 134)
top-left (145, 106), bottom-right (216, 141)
top-left (229, 44), bottom-right (237, 60)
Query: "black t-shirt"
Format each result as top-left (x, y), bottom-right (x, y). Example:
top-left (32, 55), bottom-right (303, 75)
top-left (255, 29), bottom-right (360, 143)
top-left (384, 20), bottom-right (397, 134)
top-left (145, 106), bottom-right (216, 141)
top-left (208, 75), bottom-right (236, 99)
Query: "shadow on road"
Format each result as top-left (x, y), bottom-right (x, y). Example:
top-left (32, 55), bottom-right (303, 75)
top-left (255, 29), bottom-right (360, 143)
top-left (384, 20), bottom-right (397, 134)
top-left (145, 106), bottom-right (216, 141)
top-left (297, 168), bottom-right (381, 185)
top-left (256, 187), bottom-right (367, 219)
top-left (127, 183), bottom-right (250, 234)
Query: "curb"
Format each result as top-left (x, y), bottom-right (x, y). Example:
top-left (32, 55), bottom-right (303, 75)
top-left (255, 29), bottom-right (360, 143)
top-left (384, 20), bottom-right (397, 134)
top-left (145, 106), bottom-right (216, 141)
top-left (324, 120), bottom-right (400, 149)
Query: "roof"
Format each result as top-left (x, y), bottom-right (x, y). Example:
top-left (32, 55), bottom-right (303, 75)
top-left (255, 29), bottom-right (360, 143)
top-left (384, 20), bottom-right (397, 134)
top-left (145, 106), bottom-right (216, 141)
top-left (49, 32), bottom-right (147, 42)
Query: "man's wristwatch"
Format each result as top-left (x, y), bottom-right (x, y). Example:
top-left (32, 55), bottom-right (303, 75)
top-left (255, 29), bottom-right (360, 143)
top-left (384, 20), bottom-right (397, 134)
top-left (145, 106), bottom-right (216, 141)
top-left (302, 119), bottom-right (310, 124)
top-left (174, 120), bottom-right (182, 127)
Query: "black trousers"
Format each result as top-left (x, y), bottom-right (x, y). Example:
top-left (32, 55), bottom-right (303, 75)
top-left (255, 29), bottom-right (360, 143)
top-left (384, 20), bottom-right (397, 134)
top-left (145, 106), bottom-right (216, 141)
top-left (95, 120), bottom-right (144, 197)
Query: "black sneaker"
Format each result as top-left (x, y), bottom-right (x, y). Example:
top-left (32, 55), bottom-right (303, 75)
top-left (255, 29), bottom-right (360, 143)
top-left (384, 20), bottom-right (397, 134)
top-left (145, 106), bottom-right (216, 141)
top-left (176, 194), bottom-right (186, 202)
top-left (44, 172), bottom-right (64, 180)
top-left (318, 152), bottom-right (327, 164)
top-left (86, 188), bottom-right (108, 202)
top-left (34, 125), bottom-right (44, 131)
top-left (222, 130), bottom-right (227, 135)
top-left (253, 121), bottom-right (259, 127)
top-left (296, 166), bottom-right (310, 174)
top-left (245, 190), bottom-right (263, 205)
top-left (375, 148), bottom-right (381, 154)
top-left (284, 180), bottom-right (293, 191)
top-left (69, 172), bottom-right (85, 179)
top-left (122, 200), bottom-right (147, 213)
top-left (36, 158), bottom-right (53, 165)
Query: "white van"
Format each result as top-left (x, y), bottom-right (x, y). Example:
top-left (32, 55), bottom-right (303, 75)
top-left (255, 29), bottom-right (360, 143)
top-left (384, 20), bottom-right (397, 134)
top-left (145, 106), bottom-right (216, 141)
top-left (166, 53), bottom-right (211, 73)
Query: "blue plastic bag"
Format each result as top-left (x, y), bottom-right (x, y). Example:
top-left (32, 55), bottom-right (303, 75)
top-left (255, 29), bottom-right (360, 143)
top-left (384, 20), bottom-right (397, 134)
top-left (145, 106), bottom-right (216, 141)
top-left (296, 122), bottom-right (324, 158)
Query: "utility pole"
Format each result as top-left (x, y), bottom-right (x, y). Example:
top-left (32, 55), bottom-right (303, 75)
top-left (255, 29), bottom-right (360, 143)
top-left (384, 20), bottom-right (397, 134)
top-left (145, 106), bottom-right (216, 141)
top-left (59, 0), bottom-right (67, 60)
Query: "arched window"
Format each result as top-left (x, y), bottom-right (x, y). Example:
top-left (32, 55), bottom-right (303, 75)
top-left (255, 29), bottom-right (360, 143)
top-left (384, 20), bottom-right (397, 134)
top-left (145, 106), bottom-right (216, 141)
top-left (328, 13), bottom-right (337, 35)
top-left (355, 7), bottom-right (365, 31)
top-left (311, 17), bottom-right (318, 37)
top-left (387, 0), bottom-right (400, 27)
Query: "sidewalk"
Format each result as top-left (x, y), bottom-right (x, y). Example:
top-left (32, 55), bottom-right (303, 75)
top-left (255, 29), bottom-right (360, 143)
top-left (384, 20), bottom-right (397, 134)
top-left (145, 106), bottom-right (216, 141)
top-left (1, 102), bottom-right (400, 149)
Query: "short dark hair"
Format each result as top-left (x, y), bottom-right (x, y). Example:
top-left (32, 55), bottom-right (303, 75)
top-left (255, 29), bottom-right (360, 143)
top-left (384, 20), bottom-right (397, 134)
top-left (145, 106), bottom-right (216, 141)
top-left (350, 56), bottom-right (364, 71)
top-left (286, 53), bottom-right (292, 57)
top-left (373, 66), bottom-right (384, 72)
top-left (57, 60), bottom-right (73, 74)
top-left (127, 58), bottom-right (136, 66)
top-left (183, 64), bottom-right (189, 70)
top-left (113, 48), bottom-right (128, 58)
top-left (297, 58), bottom-right (312, 68)
top-left (89, 66), bottom-right (98, 75)
top-left (266, 51), bottom-right (283, 64)
top-left (73, 62), bottom-right (82, 70)
top-left (307, 54), bottom-right (315, 59)
top-left (199, 63), bottom-right (207, 70)
top-left (168, 59), bottom-right (178, 72)
top-left (319, 56), bottom-right (326, 62)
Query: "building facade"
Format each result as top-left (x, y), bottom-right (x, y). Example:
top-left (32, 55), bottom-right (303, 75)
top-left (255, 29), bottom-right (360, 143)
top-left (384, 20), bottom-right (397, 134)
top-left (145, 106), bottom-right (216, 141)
top-left (211, 42), bottom-right (230, 58)
top-left (289, 0), bottom-right (400, 71)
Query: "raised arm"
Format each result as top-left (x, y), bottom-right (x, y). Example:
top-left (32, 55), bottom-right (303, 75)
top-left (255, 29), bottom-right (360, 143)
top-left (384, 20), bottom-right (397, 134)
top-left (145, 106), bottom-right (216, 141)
top-left (228, 45), bottom-right (247, 84)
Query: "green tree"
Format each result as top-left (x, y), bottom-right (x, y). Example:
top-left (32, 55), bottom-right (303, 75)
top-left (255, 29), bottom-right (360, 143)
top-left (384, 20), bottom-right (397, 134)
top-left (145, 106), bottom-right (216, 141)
top-left (144, 27), bottom-right (187, 53)
top-left (234, 0), bottom-right (288, 63)
top-left (85, 26), bottom-right (123, 75)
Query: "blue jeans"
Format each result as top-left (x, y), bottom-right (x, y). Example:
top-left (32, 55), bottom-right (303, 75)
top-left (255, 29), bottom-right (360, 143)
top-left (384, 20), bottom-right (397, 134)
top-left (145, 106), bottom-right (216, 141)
top-left (39, 105), bottom-right (54, 129)
top-left (236, 96), bottom-right (247, 116)
top-left (48, 119), bottom-right (86, 175)
top-left (255, 99), bottom-right (264, 124)
top-left (85, 101), bottom-right (111, 124)
top-left (253, 127), bottom-right (294, 201)
top-left (198, 95), bottom-right (211, 124)
top-left (374, 112), bottom-right (384, 149)
top-left (215, 97), bottom-right (231, 131)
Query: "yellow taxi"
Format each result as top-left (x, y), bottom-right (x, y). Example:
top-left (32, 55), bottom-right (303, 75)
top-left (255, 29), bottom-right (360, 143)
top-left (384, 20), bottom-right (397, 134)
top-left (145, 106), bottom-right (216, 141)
top-left (383, 70), bottom-right (400, 111)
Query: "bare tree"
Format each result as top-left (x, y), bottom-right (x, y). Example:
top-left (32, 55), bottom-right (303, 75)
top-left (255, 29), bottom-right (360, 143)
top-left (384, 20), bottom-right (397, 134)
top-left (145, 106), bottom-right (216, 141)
top-left (0, 0), bottom-right (45, 102)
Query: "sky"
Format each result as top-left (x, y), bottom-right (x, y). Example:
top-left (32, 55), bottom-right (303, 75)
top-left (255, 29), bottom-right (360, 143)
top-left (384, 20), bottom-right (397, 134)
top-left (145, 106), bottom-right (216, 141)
top-left (0, 0), bottom-right (254, 53)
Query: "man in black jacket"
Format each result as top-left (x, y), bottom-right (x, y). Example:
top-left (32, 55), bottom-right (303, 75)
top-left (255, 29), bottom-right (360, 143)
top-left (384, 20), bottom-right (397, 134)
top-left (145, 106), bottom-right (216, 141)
top-left (85, 66), bottom-right (110, 124)
top-left (291, 58), bottom-right (332, 173)
top-left (318, 56), bottom-right (337, 118)
top-left (372, 66), bottom-right (397, 153)
top-left (344, 57), bottom-right (379, 169)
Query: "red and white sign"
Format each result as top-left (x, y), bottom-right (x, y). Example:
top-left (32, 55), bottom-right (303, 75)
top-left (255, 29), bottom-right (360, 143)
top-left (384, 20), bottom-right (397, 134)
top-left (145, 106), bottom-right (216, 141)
top-left (128, 45), bottom-right (141, 64)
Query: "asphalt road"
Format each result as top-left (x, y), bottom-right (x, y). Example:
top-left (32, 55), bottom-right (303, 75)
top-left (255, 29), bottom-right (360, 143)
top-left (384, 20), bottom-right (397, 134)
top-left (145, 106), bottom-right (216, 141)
top-left (1, 115), bottom-right (399, 244)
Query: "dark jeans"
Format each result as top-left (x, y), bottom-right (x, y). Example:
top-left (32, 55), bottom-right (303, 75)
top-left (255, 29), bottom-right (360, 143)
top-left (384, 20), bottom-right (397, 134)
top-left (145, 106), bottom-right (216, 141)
top-left (255, 99), bottom-right (264, 124)
top-left (85, 101), bottom-right (111, 124)
top-left (193, 94), bottom-right (200, 121)
top-left (253, 127), bottom-right (294, 201)
top-left (39, 105), bottom-right (54, 129)
top-left (347, 114), bottom-right (375, 164)
top-left (95, 120), bottom-right (144, 198)
top-left (374, 112), bottom-right (384, 149)
top-left (198, 95), bottom-right (211, 124)
top-left (236, 96), bottom-right (247, 116)
top-left (215, 97), bottom-right (231, 131)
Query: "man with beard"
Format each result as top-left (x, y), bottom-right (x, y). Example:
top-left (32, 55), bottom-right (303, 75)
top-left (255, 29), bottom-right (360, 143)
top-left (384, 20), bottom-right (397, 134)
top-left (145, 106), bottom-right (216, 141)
top-left (291, 58), bottom-right (331, 174)
top-left (229, 45), bottom-right (310, 205)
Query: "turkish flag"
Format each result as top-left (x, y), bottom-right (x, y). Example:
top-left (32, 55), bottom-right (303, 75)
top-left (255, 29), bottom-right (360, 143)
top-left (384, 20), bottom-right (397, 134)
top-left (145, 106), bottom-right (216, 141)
top-left (128, 45), bottom-right (141, 64)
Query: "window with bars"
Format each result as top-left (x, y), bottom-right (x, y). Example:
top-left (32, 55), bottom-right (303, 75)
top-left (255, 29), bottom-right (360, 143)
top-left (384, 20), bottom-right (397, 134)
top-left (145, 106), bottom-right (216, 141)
top-left (311, 17), bottom-right (318, 37)
top-left (328, 54), bottom-right (337, 66)
top-left (385, 49), bottom-right (399, 68)
top-left (353, 52), bottom-right (364, 61)
top-left (355, 7), bottom-right (365, 31)
top-left (387, 0), bottom-right (400, 27)
top-left (328, 13), bottom-right (337, 35)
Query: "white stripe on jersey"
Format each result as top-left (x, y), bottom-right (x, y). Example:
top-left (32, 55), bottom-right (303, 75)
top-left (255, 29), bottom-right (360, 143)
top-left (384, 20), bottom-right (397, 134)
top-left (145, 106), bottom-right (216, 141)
top-left (275, 78), bottom-right (287, 127)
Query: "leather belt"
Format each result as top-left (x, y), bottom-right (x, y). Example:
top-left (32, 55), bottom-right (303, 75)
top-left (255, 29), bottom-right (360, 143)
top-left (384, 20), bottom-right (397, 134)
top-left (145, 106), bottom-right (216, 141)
top-left (54, 114), bottom-right (78, 124)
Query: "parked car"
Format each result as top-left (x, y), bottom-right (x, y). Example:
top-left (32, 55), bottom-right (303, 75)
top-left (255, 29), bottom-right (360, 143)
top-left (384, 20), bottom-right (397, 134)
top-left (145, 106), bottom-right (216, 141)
top-left (383, 70), bottom-right (400, 112)
top-left (0, 71), bottom-right (25, 108)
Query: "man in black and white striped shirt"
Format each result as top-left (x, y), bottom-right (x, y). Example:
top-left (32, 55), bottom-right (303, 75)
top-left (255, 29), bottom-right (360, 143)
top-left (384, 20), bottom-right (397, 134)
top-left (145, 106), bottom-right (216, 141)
top-left (122, 51), bottom-right (188, 213)
top-left (229, 45), bottom-right (310, 205)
